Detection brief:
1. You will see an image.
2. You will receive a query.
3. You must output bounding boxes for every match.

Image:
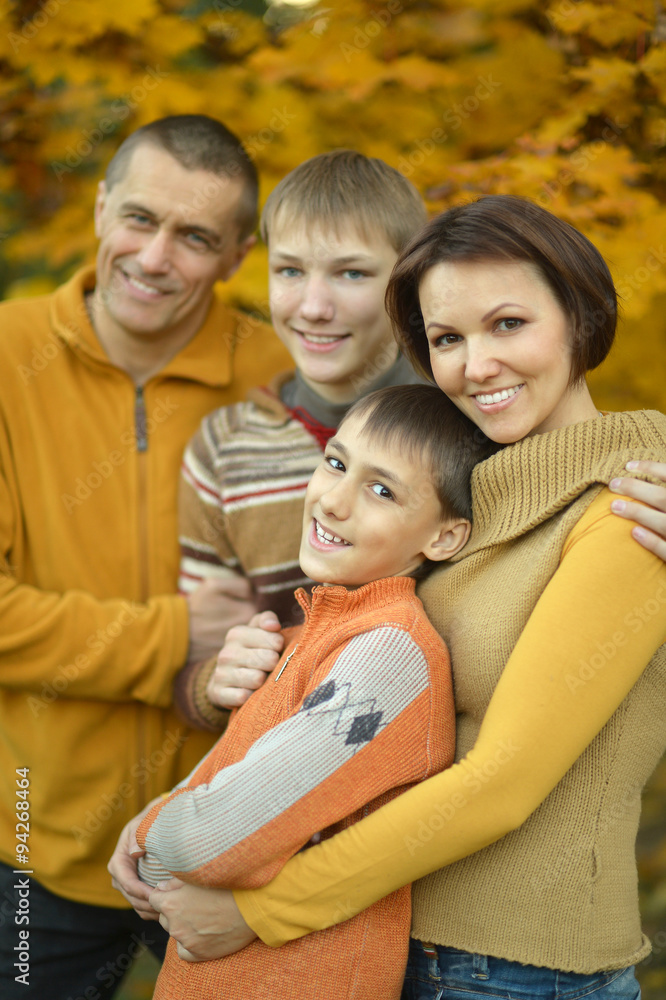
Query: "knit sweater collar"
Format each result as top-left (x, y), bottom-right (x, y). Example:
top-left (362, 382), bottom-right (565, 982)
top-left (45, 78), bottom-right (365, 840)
top-left (295, 576), bottom-right (417, 625)
top-left (463, 409), bottom-right (666, 556)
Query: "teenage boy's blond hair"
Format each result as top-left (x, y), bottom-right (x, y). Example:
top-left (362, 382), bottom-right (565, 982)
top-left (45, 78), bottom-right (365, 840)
top-left (260, 150), bottom-right (427, 252)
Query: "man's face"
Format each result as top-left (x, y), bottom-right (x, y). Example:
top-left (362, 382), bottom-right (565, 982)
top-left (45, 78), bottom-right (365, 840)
top-left (267, 220), bottom-right (400, 404)
top-left (93, 144), bottom-right (255, 342)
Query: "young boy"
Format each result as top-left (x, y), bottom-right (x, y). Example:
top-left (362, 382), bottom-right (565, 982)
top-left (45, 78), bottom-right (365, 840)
top-left (174, 150), bottom-right (430, 728)
top-left (135, 383), bottom-right (487, 1000)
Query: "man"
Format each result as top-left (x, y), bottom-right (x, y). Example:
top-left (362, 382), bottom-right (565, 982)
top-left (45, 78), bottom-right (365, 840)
top-left (0, 115), bottom-right (290, 999)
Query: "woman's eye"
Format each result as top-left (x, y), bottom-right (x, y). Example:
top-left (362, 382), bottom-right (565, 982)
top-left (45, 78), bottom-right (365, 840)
top-left (496, 318), bottom-right (523, 331)
top-left (342, 269), bottom-right (366, 280)
top-left (433, 333), bottom-right (462, 348)
top-left (325, 456), bottom-right (345, 472)
top-left (371, 483), bottom-right (394, 500)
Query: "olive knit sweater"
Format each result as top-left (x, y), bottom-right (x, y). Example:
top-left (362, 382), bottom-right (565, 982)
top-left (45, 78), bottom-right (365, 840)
top-left (235, 409), bottom-right (666, 974)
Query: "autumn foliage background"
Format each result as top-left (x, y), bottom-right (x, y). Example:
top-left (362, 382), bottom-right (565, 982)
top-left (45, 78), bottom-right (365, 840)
top-left (0, 0), bottom-right (665, 994)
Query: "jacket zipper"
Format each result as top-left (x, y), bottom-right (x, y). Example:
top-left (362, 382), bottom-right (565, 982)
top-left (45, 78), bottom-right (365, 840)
top-left (135, 383), bottom-right (149, 807)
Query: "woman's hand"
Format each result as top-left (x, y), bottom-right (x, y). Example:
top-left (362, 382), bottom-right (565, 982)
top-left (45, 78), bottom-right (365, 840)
top-left (206, 611), bottom-right (284, 709)
top-left (148, 880), bottom-right (258, 961)
top-left (107, 797), bottom-right (163, 920)
top-left (610, 460), bottom-right (666, 560)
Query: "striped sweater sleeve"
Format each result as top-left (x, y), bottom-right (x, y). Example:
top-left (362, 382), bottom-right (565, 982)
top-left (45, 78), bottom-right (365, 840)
top-left (136, 623), bottom-right (452, 890)
top-left (177, 422), bottom-right (241, 596)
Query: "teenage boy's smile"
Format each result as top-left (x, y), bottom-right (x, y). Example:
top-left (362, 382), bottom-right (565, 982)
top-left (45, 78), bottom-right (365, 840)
top-left (268, 222), bottom-right (400, 404)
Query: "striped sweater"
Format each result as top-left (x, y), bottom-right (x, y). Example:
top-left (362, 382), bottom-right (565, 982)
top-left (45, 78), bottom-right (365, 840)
top-left (137, 576), bottom-right (456, 1000)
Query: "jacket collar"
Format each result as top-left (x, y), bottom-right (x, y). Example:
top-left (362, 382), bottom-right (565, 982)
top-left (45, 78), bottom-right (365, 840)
top-left (50, 265), bottom-right (236, 387)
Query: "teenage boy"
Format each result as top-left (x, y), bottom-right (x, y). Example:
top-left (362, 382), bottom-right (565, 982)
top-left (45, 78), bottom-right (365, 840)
top-left (134, 384), bottom-right (487, 1000)
top-left (174, 150), bottom-right (431, 729)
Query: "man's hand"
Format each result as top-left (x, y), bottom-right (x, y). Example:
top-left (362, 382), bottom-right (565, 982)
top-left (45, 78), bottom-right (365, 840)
top-left (108, 797), bottom-right (163, 920)
top-left (610, 460), bottom-right (666, 561)
top-left (149, 880), bottom-right (258, 961)
top-left (186, 577), bottom-right (257, 665)
top-left (206, 611), bottom-right (284, 709)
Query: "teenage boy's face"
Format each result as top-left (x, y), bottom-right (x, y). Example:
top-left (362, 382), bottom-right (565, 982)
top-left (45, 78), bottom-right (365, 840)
top-left (299, 411), bottom-right (460, 587)
top-left (268, 221), bottom-right (399, 404)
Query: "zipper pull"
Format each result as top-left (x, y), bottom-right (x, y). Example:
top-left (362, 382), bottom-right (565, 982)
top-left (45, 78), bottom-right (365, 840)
top-left (135, 385), bottom-right (148, 452)
top-left (275, 645), bottom-right (297, 682)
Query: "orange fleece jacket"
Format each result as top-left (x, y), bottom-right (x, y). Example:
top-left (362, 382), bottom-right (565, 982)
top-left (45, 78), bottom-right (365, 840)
top-left (0, 266), bottom-right (291, 906)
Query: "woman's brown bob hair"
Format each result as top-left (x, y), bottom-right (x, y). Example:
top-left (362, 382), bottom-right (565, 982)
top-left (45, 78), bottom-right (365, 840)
top-left (385, 195), bottom-right (617, 385)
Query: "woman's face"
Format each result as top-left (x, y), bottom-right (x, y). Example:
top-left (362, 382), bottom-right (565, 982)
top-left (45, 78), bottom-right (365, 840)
top-left (419, 259), bottom-right (597, 444)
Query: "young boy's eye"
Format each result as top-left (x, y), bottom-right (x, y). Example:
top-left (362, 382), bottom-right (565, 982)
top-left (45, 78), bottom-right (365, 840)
top-left (325, 455), bottom-right (345, 472)
top-left (371, 483), bottom-right (394, 500)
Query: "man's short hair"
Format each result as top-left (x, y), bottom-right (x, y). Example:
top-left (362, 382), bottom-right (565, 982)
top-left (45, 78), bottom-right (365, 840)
top-left (105, 115), bottom-right (259, 240)
top-left (260, 150), bottom-right (427, 253)
top-left (342, 383), bottom-right (497, 522)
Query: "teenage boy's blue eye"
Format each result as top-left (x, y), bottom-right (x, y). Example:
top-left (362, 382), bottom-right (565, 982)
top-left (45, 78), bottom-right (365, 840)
top-left (279, 266), bottom-right (301, 278)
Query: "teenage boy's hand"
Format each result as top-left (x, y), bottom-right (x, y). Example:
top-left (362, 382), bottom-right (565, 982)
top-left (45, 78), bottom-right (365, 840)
top-left (186, 577), bottom-right (258, 665)
top-left (610, 460), bottom-right (666, 561)
top-left (206, 611), bottom-right (285, 709)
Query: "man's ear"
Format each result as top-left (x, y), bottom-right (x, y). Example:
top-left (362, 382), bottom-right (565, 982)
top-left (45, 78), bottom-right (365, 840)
top-left (94, 181), bottom-right (107, 239)
top-left (425, 518), bottom-right (471, 562)
top-left (220, 233), bottom-right (257, 282)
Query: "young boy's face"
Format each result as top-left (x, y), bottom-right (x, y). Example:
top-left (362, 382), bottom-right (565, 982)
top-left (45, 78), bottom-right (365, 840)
top-left (267, 220), bottom-right (399, 404)
top-left (299, 411), bottom-right (466, 587)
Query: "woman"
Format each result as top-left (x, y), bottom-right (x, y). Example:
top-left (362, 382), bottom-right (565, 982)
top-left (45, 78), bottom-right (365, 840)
top-left (113, 197), bottom-right (666, 998)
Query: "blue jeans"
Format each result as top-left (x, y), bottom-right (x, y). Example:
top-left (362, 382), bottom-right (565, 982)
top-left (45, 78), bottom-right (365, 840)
top-left (402, 940), bottom-right (641, 1000)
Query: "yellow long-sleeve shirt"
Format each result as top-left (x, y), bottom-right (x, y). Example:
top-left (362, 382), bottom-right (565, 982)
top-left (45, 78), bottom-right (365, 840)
top-left (235, 410), bottom-right (666, 974)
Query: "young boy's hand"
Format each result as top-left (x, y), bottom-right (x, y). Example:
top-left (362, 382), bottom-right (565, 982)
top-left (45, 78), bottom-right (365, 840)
top-left (108, 796), bottom-right (164, 920)
top-left (206, 611), bottom-right (284, 709)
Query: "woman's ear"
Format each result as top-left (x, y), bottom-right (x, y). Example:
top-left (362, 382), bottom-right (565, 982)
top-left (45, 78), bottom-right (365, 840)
top-left (425, 518), bottom-right (471, 562)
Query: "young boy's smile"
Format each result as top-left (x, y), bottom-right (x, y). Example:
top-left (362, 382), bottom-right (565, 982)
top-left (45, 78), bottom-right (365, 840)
top-left (268, 221), bottom-right (400, 404)
top-left (299, 411), bottom-right (469, 587)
